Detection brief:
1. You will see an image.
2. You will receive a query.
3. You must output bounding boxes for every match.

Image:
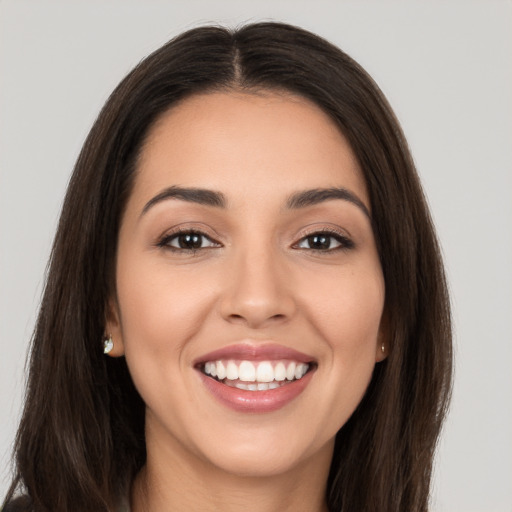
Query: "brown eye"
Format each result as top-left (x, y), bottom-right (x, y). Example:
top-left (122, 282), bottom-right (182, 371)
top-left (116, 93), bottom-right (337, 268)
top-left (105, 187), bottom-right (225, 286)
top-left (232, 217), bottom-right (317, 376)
top-left (174, 233), bottom-right (204, 249)
top-left (304, 234), bottom-right (334, 250)
top-left (160, 231), bottom-right (220, 251)
top-left (295, 232), bottom-right (354, 251)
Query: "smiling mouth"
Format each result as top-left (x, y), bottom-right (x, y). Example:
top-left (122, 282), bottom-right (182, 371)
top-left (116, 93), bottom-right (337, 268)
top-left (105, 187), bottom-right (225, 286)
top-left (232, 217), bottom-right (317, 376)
top-left (199, 359), bottom-right (315, 391)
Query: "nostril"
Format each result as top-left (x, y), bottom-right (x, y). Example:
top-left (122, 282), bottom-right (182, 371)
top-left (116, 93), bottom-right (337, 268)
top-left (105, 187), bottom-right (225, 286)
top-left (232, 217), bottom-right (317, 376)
top-left (227, 312), bottom-right (288, 327)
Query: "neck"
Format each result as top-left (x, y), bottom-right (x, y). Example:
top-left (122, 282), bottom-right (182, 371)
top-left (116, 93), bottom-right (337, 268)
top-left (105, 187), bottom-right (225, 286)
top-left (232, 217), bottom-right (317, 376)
top-left (131, 429), bottom-right (332, 512)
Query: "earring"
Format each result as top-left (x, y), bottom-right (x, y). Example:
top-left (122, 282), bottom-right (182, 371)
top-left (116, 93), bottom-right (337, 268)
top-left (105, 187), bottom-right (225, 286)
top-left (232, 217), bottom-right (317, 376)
top-left (381, 343), bottom-right (385, 354)
top-left (103, 335), bottom-right (114, 354)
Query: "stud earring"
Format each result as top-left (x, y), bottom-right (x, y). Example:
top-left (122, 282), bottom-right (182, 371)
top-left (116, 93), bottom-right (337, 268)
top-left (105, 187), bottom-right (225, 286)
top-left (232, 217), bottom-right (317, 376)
top-left (381, 343), bottom-right (385, 354)
top-left (103, 335), bottom-right (114, 354)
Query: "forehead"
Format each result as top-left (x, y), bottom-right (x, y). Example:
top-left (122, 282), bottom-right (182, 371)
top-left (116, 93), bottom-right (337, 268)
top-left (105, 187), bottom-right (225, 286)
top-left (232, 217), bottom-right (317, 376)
top-left (133, 91), bottom-right (368, 209)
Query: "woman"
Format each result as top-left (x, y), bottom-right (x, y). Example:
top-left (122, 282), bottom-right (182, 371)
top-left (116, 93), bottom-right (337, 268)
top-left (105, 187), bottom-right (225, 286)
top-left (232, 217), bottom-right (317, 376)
top-left (2, 22), bottom-right (452, 512)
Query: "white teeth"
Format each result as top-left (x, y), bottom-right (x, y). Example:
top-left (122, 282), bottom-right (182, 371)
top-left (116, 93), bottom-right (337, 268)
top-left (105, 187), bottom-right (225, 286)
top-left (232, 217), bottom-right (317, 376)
top-left (286, 362), bottom-right (296, 381)
top-left (274, 362), bottom-right (286, 381)
top-left (202, 359), bottom-right (311, 386)
top-left (216, 361), bottom-right (226, 380)
top-left (205, 361), bottom-right (217, 377)
top-left (231, 381), bottom-right (282, 391)
top-left (226, 361), bottom-right (238, 380)
top-left (256, 361), bottom-right (274, 382)
top-left (295, 363), bottom-right (307, 379)
top-left (238, 361), bottom-right (256, 382)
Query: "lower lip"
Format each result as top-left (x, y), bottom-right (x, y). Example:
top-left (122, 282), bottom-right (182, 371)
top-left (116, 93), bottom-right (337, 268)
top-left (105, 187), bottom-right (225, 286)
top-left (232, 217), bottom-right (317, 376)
top-left (198, 370), bottom-right (314, 413)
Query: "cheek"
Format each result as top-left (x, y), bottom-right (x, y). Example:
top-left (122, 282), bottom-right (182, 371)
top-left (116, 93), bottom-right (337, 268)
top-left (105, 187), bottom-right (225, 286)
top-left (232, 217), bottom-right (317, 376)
top-left (302, 262), bottom-right (385, 394)
top-left (114, 255), bottom-right (220, 425)
top-left (307, 266), bottom-right (384, 348)
top-left (115, 254), bottom-right (216, 360)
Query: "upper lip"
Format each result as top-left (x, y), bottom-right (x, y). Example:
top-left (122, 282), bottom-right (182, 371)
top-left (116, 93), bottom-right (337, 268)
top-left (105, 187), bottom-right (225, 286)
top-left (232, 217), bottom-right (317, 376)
top-left (194, 342), bottom-right (315, 366)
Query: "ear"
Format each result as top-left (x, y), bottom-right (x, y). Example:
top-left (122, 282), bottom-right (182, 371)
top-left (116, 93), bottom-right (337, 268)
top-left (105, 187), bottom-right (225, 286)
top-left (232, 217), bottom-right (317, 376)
top-left (104, 297), bottom-right (125, 357)
top-left (375, 313), bottom-right (389, 363)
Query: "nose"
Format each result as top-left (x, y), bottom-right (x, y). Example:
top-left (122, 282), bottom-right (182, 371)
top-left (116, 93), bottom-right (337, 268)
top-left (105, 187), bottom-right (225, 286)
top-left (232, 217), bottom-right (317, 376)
top-left (219, 246), bottom-right (296, 329)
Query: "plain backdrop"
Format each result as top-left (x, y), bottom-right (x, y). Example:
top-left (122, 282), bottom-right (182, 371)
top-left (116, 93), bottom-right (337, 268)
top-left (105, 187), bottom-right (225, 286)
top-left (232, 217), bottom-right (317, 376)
top-left (1, 1), bottom-right (511, 511)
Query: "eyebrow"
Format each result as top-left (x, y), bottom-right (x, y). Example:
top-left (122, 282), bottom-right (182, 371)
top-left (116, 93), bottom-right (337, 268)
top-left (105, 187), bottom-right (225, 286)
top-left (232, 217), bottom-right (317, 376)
top-left (140, 185), bottom-right (370, 219)
top-left (286, 187), bottom-right (370, 218)
top-left (141, 186), bottom-right (226, 216)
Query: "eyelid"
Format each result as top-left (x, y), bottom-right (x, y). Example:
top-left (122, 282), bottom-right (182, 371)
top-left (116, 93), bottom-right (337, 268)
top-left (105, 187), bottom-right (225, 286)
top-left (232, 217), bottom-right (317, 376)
top-left (156, 225), bottom-right (222, 251)
top-left (292, 225), bottom-right (355, 251)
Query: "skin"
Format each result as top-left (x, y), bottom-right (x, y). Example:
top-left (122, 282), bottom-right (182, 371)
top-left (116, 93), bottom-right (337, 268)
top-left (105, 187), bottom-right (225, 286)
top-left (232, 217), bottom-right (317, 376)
top-left (107, 91), bottom-right (386, 512)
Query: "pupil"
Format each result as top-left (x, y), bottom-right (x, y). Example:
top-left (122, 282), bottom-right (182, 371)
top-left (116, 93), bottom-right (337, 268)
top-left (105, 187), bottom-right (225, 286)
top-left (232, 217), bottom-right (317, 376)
top-left (309, 234), bottom-right (330, 249)
top-left (179, 233), bottom-right (202, 249)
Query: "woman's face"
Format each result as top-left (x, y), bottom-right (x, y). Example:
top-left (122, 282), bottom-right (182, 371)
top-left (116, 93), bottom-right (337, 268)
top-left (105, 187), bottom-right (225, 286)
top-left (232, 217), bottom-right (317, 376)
top-left (108, 91), bottom-right (386, 478)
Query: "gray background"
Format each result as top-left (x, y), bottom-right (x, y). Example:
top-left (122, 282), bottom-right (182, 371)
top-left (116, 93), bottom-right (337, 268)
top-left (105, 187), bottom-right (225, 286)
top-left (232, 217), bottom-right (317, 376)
top-left (1, 1), bottom-right (511, 510)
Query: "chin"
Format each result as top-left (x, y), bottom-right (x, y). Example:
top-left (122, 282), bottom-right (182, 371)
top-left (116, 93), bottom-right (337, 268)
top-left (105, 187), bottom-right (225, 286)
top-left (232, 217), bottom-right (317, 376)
top-left (190, 426), bottom-right (335, 479)
top-left (203, 446), bottom-right (317, 479)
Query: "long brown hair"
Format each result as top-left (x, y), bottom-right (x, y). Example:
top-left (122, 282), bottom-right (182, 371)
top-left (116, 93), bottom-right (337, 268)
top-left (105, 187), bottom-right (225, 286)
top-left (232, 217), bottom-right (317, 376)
top-left (3, 22), bottom-right (452, 512)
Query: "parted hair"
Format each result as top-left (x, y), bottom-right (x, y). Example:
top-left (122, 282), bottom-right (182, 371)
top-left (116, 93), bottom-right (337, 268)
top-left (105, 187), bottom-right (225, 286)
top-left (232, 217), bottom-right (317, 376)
top-left (3, 22), bottom-right (452, 512)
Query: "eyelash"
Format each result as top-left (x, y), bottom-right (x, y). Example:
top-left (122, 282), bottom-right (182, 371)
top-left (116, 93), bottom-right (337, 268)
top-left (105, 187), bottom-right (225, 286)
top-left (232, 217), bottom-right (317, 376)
top-left (156, 229), bottom-right (220, 253)
top-left (293, 229), bottom-right (355, 252)
top-left (156, 228), bottom-right (354, 254)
